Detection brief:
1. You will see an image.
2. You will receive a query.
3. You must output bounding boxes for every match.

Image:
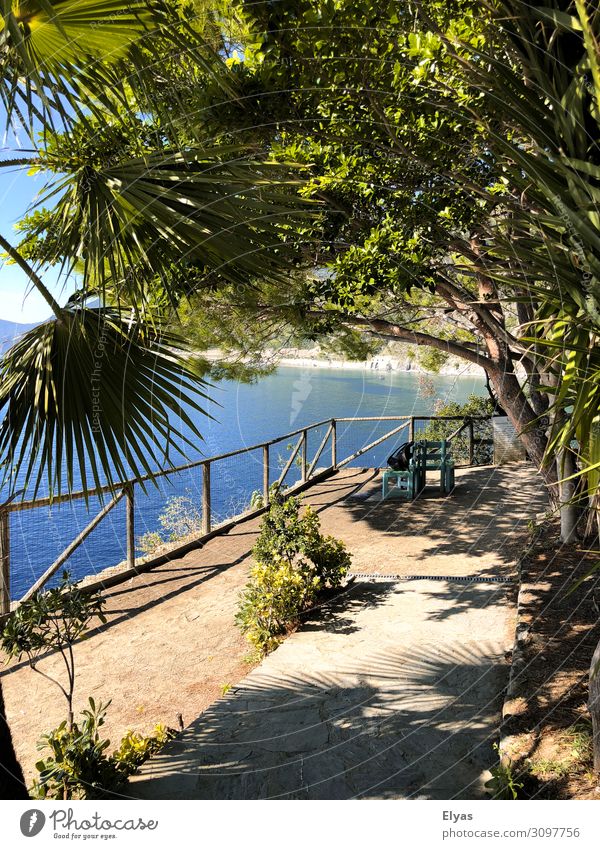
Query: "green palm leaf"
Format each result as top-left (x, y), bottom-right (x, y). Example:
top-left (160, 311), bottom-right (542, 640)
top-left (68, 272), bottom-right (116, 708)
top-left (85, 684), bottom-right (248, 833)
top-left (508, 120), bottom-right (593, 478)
top-left (0, 307), bottom-right (211, 499)
top-left (0, 1), bottom-right (226, 133)
top-left (2, 1), bottom-right (154, 67)
top-left (28, 143), bottom-right (313, 304)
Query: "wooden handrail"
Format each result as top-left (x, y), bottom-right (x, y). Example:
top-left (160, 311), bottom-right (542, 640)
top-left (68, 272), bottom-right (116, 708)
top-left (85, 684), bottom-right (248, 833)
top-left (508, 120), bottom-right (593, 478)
top-left (0, 413), bottom-right (493, 611)
top-left (20, 489), bottom-right (127, 602)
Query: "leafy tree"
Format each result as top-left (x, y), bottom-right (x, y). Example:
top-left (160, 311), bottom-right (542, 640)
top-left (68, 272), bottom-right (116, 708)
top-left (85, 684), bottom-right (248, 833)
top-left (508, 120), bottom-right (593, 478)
top-left (170, 1), bottom-right (599, 538)
top-left (162, 0), bottom-right (563, 497)
top-left (1, 572), bottom-right (107, 730)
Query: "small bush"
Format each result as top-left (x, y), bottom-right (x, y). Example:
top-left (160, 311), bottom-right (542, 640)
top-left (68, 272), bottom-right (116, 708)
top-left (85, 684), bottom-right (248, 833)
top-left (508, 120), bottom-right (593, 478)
top-left (137, 530), bottom-right (164, 556)
top-left (419, 394), bottom-right (494, 464)
top-left (137, 491), bottom-right (203, 555)
top-left (112, 723), bottom-right (176, 772)
top-left (249, 482), bottom-right (286, 510)
top-left (32, 699), bottom-right (176, 800)
top-left (235, 495), bottom-right (351, 655)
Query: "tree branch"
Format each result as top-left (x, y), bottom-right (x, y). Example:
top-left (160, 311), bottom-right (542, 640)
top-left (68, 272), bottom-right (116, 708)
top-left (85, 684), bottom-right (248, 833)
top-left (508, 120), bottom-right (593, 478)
top-left (305, 311), bottom-right (499, 373)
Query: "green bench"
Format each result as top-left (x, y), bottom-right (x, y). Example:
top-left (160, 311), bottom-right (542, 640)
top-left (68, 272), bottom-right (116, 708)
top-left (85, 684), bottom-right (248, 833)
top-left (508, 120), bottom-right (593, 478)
top-left (422, 440), bottom-right (455, 495)
top-left (381, 440), bottom-right (454, 501)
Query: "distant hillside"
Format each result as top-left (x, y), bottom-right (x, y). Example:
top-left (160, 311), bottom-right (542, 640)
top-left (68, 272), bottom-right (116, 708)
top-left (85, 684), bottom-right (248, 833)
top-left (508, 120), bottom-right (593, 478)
top-left (0, 318), bottom-right (40, 353)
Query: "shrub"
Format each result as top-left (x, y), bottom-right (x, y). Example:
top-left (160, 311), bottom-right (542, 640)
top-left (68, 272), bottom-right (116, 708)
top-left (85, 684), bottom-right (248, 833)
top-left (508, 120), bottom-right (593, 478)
top-left (1, 571), bottom-right (106, 731)
top-left (112, 723), bottom-right (176, 772)
top-left (249, 482), bottom-right (286, 510)
top-left (32, 698), bottom-right (176, 800)
top-left (419, 394), bottom-right (494, 465)
top-left (137, 491), bottom-right (203, 555)
top-left (137, 530), bottom-right (164, 556)
top-left (235, 494), bottom-right (351, 655)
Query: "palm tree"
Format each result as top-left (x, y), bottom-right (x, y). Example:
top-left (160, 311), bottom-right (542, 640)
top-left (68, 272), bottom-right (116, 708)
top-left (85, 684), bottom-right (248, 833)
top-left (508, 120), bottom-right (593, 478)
top-left (445, 0), bottom-right (600, 768)
top-left (0, 1), bottom-right (308, 497)
top-left (0, 0), bottom-right (308, 794)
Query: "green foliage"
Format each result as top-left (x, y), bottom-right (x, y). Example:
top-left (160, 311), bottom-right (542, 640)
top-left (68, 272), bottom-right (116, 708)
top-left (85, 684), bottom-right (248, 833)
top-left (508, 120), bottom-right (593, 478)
top-left (32, 699), bottom-right (126, 800)
top-left (0, 308), bottom-right (210, 498)
top-left (485, 747), bottom-right (524, 800)
top-left (112, 724), bottom-right (176, 772)
top-left (137, 492), bottom-right (204, 555)
top-left (419, 395), bottom-right (494, 465)
top-left (235, 494), bottom-right (351, 655)
top-left (1, 571), bottom-right (105, 663)
top-left (137, 531), bottom-right (165, 558)
top-left (418, 348), bottom-right (449, 374)
top-left (249, 483), bottom-right (286, 510)
top-left (32, 698), bottom-right (176, 800)
top-left (0, 0), bottom-right (316, 504)
top-left (1, 571), bottom-right (106, 727)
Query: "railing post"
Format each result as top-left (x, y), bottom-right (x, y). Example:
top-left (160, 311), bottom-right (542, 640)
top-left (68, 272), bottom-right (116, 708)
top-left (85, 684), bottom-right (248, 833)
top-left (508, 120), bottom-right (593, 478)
top-left (301, 430), bottom-right (308, 482)
top-left (263, 445), bottom-right (270, 506)
top-left (0, 509), bottom-right (10, 616)
top-left (468, 420), bottom-right (475, 466)
top-left (125, 484), bottom-right (136, 571)
top-left (331, 419), bottom-right (337, 469)
top-left (409, 416), bottom-right (415, 442)
top-left (202, 461), bottom-right (211, 535)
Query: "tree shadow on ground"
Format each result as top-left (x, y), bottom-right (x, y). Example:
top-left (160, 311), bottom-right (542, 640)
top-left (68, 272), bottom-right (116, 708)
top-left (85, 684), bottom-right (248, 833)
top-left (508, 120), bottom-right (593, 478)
top-left (496, 525), bottom-right (600, 798)
top-left (299, 580), bottom-right (399, 636)
top-left (335, 465), bottom-right (547, 570)
top-left (130, 636), bottom-right (509, 801)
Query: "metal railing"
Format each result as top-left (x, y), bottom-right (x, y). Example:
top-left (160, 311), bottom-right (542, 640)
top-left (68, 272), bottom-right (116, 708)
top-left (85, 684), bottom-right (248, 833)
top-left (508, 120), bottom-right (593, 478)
top-left (0, 414), bottom-right (492, 613)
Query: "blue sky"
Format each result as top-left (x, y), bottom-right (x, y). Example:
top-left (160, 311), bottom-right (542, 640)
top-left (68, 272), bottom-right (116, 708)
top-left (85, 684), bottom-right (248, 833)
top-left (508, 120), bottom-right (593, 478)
top-left (0, 139), bottom-right (75, 324)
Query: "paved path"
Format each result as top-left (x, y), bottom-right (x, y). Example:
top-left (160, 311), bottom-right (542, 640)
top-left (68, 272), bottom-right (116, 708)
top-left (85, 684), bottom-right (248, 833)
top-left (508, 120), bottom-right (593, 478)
top-left (131, 463), bottom-right (548, 799)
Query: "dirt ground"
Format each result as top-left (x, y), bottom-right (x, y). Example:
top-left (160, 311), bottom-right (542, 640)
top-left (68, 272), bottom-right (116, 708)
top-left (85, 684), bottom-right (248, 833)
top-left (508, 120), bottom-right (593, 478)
top-left (501, 521), bottom-right (600, 799)
top-left (2, 464), bottom-right (545, 788)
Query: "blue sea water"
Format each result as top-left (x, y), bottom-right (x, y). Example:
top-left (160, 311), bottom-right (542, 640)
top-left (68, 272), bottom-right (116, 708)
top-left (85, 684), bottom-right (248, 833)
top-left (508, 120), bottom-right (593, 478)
top-left (5, 365), bottom-right (486, 599)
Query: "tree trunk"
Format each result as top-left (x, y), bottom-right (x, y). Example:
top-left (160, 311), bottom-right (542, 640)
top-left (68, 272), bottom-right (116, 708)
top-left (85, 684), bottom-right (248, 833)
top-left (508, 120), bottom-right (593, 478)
top-left (488, 367), bottom-right (559, 503)
top-left (590, 637), bottom-right (600, 775)
top-left (0, 681), bottom-right (28, 799)
top-left (558, 448), bottom-right (579, 543)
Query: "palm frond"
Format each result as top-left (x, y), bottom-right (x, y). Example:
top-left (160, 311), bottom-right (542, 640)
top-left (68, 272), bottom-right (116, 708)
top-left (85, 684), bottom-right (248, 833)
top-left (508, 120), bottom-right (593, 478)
top-left (0, 306), bottom-right (211, 499)
top-left (27, 143), bottom-right (314, 305)
top-left (0, 0), bottom-right (227, 134)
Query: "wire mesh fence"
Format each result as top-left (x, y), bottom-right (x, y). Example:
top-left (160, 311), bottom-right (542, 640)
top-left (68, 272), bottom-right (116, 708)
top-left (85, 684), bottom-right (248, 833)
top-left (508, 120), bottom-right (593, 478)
top-left (413, 416), bottom-right (494, 466)
top-left (335, 418), bottom-right (411, 468)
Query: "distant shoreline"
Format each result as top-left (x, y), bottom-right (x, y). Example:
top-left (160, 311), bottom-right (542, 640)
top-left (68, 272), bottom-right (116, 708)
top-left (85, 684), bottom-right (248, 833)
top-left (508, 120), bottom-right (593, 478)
top-left (202, 347), bottom-right (485, 378)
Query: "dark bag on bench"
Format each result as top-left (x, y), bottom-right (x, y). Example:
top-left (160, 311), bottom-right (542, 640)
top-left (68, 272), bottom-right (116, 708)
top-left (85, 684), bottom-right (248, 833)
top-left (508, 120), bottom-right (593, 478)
top-left (387, 441), bottom-right (413, 472)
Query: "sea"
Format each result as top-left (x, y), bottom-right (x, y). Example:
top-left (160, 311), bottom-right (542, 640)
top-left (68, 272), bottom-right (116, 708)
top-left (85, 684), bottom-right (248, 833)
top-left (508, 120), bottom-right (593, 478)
top-left (5, 365), bottom-right (486, 599)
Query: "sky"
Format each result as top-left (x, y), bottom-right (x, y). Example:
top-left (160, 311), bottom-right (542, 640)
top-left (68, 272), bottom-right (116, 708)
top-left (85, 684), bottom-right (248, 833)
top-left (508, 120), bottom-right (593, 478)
top-left (0, 137), bottom-right (75, 324)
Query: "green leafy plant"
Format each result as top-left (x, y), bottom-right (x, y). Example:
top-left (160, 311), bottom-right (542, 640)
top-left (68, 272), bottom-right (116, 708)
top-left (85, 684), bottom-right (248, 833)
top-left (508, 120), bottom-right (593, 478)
top-left (485, 745), bottom-right (524, 799)
top-left (32, 698), bottom-right (176, 800)
top-left (419, 395), bottom-right (494, 465)
top-left (235, 494), bottom-right (351, 655)
top-left (137, 531), bottom-right (165, 557)
top-left (249, 482), bottom-right (286, 510)
top-left (112, 723), bottom-right (176, 772)
top-left (137, 491), bottom-right (204, 555)
top-left (1, 571), bottom-right (106, 730)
